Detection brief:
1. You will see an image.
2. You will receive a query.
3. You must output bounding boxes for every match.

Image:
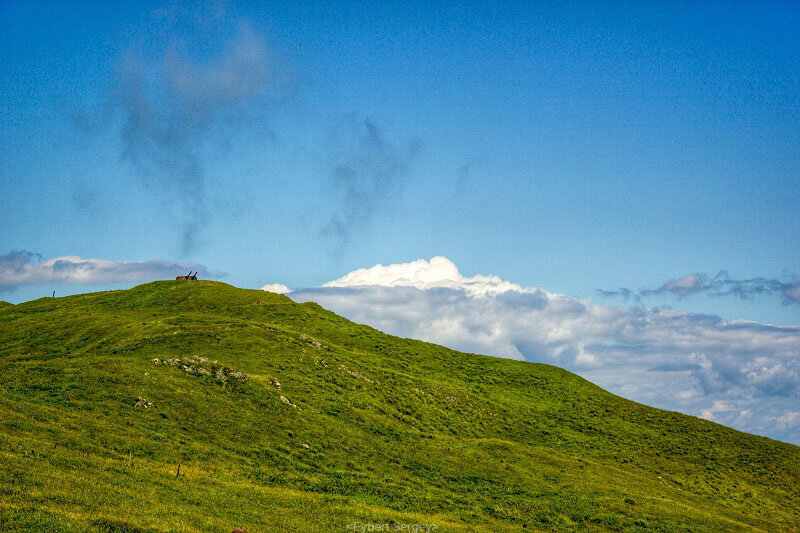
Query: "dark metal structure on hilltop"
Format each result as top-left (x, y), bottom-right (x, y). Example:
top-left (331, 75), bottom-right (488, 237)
top-left (176, 271), bottom-right (198, 281)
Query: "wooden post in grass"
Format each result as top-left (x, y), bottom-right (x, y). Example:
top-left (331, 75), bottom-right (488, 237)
top-left (176, 462), bottom-right (181, 477)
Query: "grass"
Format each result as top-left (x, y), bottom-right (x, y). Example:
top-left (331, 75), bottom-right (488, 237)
top-left (0, 280), bottom-right (798, 531)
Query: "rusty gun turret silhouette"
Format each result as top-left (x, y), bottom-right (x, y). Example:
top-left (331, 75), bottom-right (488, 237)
top-left (176, 271), bottom-right (198, 281)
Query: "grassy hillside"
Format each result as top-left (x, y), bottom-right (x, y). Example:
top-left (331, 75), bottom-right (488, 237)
top-left (0, 281), bottom-right (798, 532)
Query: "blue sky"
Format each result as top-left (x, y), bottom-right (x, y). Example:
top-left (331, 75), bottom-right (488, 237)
top-left (2, 2), bottom-right (799, 440)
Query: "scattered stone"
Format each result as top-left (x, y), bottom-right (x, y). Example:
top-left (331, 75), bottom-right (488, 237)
top-left (339, 364), bottom-right (376, 384)
top-left (134, 397), bottom-right (152, 409)
top-left (300, 333), bottom-right (329, 350)
top-left (301, 443), bottom-right (310, 449)
top-left (280, 395), bottom-right (299, 409)
top-left (154, 356), bottom-right (246, 385)
top-left (270, 377), bottom-right (282, 390)
top-left (227, 370), bottom-right (248, 383)
top-left (232, 528), bottom-right (247, 533)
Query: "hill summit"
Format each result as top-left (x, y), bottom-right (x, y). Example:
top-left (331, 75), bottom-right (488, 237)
top-left (0, 281), bottom-right (798, 531)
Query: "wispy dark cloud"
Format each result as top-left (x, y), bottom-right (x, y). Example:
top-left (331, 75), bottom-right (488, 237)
top-left (454, 162), bottom-right (472, 196)
top-left (642, 272), bottom-right (706, 297)
top-left (598, 271), bottom-right (800, 305)
top-left (77, 7), bottom-right (419, 255)
top-left (322, 115), bottom-right (419, 252)
top-left (81, 19), bottom-right (277, 254)
top-left (0, 250), bottom-right (219, 291)
top-left (595, 287), bottom-right (632, 300)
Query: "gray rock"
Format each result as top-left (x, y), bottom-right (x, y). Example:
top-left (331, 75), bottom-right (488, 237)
top-left (228, 370), bottom-right (248, 383)
top-left (280, 395), bottom-right (299, 409)
top-left (134, 397), bottom-right (152, 408)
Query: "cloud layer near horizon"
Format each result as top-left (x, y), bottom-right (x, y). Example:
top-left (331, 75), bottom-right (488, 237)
top-left (598, 271), bottom-right (800, 305)
top-left (279, 256), bottom-right (800, 444)
top-left (0, 251), bottom-right (214, 290)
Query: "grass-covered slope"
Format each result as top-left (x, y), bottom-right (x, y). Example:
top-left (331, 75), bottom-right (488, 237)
top-left (0, 281), bottom-right (798, 532)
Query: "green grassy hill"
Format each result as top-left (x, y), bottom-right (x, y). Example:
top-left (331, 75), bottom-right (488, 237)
top-left (0, 281), bottom-right (798, 532)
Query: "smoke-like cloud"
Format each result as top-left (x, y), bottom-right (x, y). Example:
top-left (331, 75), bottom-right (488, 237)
top-left (0, 250), bottom-right (217, 291)
top-left (322, 115), bottom-right (419, 252)
top-left (599, 271), bottom-right (800, 305)
top-left (85, 21), bottom-right (276, 254)
top-left (77, 6), bottom-right (419, 255)
top-left (284, 257), bottom-right (800, 443)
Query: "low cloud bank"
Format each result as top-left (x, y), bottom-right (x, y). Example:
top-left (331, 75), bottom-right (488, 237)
top-left (286, 257), bottom-right (800, 444)
top-left (0, 251), bottom-right (215, 290)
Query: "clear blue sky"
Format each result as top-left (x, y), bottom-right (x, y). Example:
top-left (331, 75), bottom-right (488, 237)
top-left (2, 1), bottom-right (799, 325)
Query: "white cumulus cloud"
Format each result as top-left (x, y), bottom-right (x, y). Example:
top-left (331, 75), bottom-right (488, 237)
top-left (260, 283), bottom-right (292, 294)
top-left (775, 411), bottom-right (800, 429)
top-left (290, 256), bottom-right (800, 444)
top-left (323, 255), bottom-right (530, 296)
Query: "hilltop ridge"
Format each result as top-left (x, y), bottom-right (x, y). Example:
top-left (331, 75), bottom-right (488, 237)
top-left (0, 281), bottom-right (798, 531)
